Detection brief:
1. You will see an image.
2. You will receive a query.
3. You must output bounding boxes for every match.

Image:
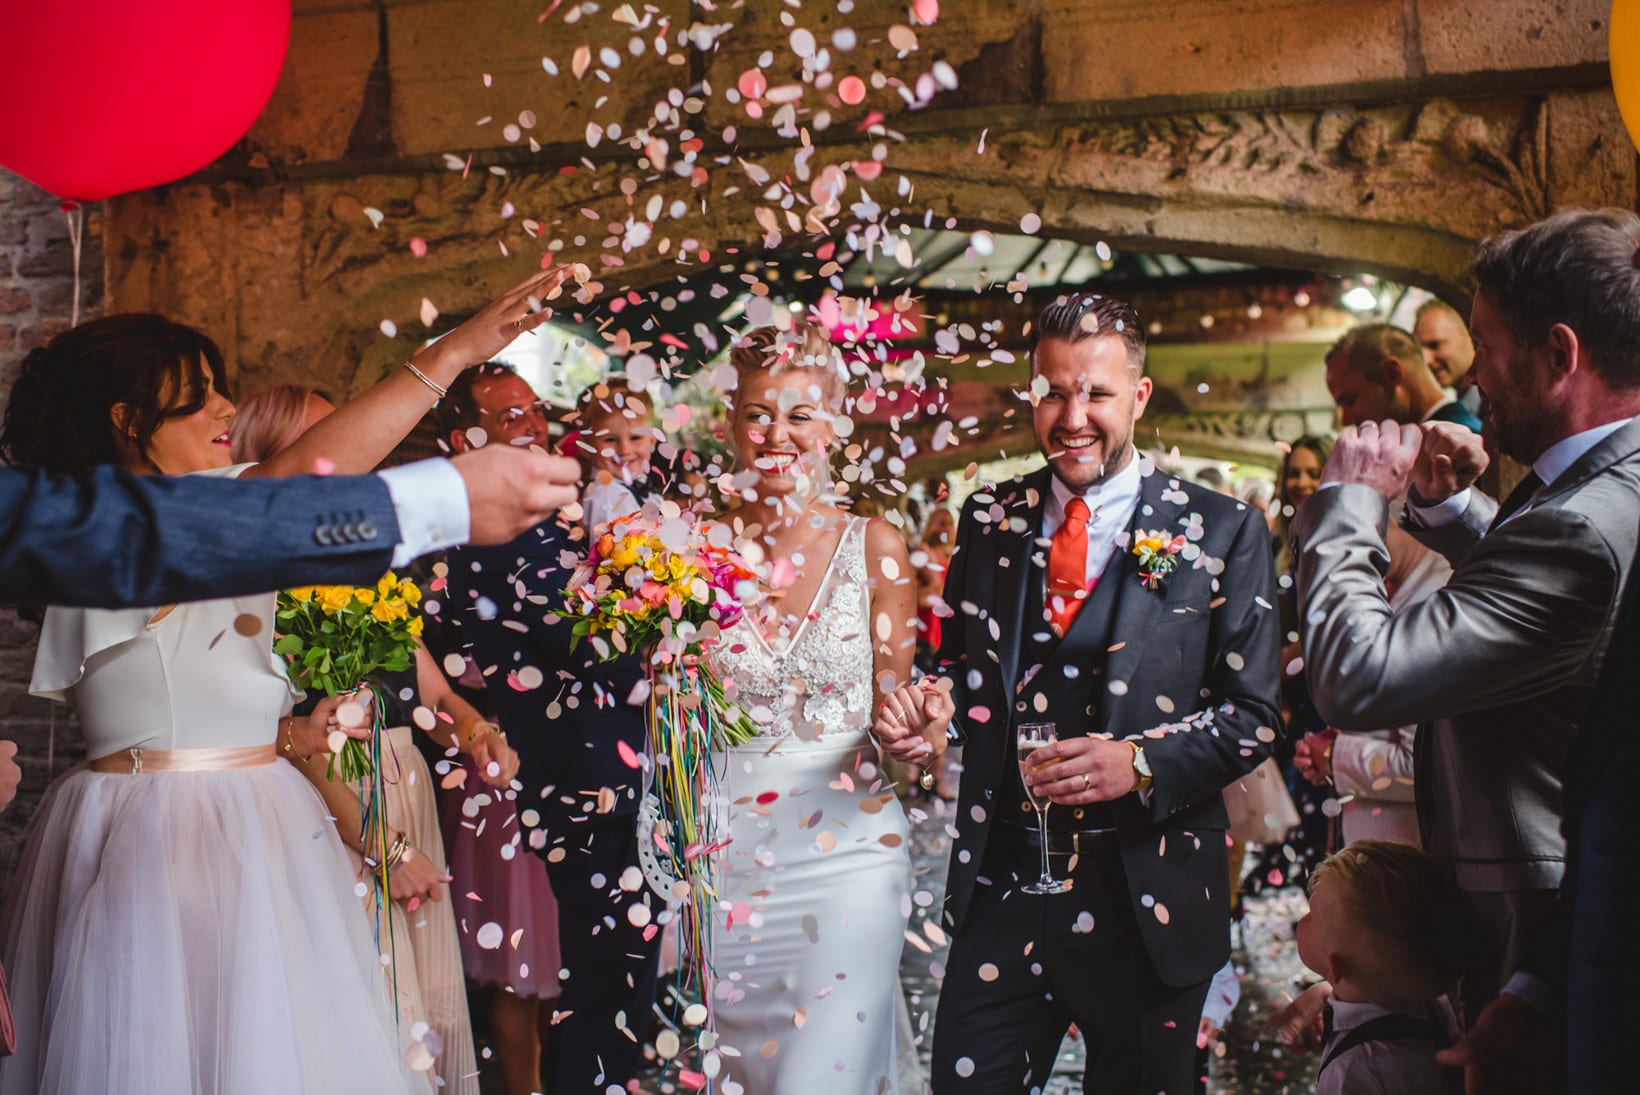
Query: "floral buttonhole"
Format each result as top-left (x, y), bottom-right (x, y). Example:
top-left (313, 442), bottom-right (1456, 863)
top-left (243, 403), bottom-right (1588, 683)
top-left (1131, 530), bottom-right (1187, 591)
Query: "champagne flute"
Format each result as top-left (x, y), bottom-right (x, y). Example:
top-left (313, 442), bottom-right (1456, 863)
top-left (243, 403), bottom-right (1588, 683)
top-left (1017, 722), bottom-right (1071, 895)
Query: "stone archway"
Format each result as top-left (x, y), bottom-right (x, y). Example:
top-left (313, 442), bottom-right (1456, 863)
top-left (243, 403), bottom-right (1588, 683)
top-left (98, 0), bottom-right (1633, 402)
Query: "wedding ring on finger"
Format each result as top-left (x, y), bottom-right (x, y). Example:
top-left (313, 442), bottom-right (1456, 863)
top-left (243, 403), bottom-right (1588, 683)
top-left (1081, 772), bottom-right (1093, 791)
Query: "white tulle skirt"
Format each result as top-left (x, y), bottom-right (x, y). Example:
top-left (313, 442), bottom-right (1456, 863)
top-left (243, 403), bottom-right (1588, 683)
top-left (0, 759), bottom-right (425, 1095)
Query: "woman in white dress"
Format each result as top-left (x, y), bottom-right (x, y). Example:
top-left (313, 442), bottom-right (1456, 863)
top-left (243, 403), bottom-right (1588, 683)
top-left (0, 271), bottom-right (563, 1095)
top-left (702, 324), bottom-right (942, 1095)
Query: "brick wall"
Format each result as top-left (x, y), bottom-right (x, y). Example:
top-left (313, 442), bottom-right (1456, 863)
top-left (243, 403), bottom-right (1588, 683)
top-left (0, 171), bottom-right (104, 892)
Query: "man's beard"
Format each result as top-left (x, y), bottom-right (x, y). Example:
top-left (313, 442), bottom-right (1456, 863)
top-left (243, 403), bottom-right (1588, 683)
top-left (1042, 420), bottom-right (1135, 491)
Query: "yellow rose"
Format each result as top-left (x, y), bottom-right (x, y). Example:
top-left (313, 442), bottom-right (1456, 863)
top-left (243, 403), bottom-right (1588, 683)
top-left (370, 599), bottom-right (398, 624)
top-left (353, 588), bottom-right (376, 606)
top-left (1135, 536), bottom-right (1165, 554)
top-left (399, 580), bottom-right (421, 606)
top-left (318, 586), bottom-right (354, 614)
top-left (611, 545), bottom-right (642, 569)
top-left (376, 571), bottom-right (397, 596)
top-left (287, 586), bottom-right (315, 603)
top-left (407, 615), bottom-right (425, 637)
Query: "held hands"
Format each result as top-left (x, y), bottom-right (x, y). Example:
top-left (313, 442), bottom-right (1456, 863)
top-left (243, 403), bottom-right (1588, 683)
top-left (1320, 419), bottom-right (1424, 500)
top-left (872, 677), bottom-right (955, 765)
top-left (1411, 420), bottom-right (1490, 505)
top-left (1293, 728), bottom-right (1338, 786)
top-left (451, 445), bottom-right (582, 544)
top-left (1021, 735), bottom-right (1139, 805)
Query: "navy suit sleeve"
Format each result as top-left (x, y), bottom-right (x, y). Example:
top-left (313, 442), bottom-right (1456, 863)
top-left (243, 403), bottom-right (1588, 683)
top-left (0, 465), bottom-right (400, 607)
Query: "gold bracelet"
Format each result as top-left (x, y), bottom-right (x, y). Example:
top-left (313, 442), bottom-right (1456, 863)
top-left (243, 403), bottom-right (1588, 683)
top-left (280, 717), bottom-right (311, 762)
top-left (403, 360), bottom-right (448, 400)
top-left (383, 832), bottom-right (411, 874)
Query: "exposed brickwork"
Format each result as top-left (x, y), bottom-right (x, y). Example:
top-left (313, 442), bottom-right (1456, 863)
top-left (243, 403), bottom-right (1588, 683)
top-left (0, 171), bottom-right (102, 892)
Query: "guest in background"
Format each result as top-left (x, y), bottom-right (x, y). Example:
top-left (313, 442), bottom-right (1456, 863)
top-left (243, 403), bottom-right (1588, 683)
top-left (1283, 841), bottom-right (1462, 1095)
top-left (228, 385), bottom-right (337, 462)
top-left (236, 383), bottom-right (522, 1095)
top-left (1292, 523), bottom-right (1449, 848)
top-left (1258, 435), bottom-right (1334, 892)
top-left (1414, 299), bottom-right (1480, 417)
top-left (572, 377), bottom-right (657, 533)
top-left (1325, 323), bottom-right (1483, 433)
top-left (1236, 476), bottom-right (1275, 531)
top-left (438, 368), bottom-right (661, 1094)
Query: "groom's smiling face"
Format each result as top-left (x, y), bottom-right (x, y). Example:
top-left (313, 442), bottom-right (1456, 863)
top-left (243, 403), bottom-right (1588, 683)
top-left (1031, 334), bottom-right (1153, 492)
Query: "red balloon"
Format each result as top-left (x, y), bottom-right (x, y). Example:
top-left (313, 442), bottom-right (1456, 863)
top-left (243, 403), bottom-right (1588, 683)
top-left (0, 0), bottom-right (291, 201)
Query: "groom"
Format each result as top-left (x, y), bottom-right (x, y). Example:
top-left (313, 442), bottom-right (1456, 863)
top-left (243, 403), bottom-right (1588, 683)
top-left (901, 294), bottom-right (1283, 1093)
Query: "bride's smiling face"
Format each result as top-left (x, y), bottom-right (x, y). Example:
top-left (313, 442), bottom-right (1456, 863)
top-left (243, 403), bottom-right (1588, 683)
top-left (732, 368), bottom-right (838, 498)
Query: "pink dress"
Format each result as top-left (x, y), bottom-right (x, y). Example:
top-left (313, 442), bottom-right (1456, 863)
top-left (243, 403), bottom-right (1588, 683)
top-left (438, 759), bottom-right (562, 999)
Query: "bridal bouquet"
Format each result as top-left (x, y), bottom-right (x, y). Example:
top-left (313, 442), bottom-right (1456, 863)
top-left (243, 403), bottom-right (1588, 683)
top-left (561, 503), bottom-right (760, 996)
top-left (274, 574), bottom-right (425, 781)
top-left (563, 505), bottom-right (761, 747)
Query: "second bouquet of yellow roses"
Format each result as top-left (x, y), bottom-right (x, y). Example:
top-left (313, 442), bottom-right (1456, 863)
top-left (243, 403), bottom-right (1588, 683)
top-left (275, 572), bottom-right (424, 781)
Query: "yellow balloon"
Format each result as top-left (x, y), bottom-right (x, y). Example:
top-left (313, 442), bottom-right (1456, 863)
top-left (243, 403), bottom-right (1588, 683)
top-left (1614, 0), bottom-right (1640, 152)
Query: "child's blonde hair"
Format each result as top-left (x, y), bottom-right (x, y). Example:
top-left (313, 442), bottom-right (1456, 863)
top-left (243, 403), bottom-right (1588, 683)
top-left (1310, 840), bottom-right (1462, 1006)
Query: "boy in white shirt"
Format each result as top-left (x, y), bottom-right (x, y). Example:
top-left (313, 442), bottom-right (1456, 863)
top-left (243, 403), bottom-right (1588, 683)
top-left (573, 377), bottom-right (657, 533)
top-left (1286, 840), bottom-right (1463, 1094)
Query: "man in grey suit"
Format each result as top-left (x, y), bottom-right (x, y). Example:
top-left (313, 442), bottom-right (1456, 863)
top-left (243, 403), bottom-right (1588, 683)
top-left (1292, 208), bottom-right (1640, 1093)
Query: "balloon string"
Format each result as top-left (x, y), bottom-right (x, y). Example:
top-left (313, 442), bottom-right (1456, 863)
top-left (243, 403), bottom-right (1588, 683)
top-left (62, 204), bottom-right (83, 328)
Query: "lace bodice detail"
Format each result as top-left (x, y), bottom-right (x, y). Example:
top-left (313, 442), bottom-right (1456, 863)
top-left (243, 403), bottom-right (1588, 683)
top-left (712, 517), bottom-right (874, 742)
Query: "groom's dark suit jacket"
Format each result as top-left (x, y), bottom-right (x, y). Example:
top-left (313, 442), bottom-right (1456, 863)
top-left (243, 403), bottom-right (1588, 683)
top-left (936, 465), bottom-right (1283, 988)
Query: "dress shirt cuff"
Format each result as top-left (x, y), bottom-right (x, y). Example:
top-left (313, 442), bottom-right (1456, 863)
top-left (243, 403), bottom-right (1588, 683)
top-left (1405, 487), bottom-right (1471, 529)
top-left (1502, 971), bottom-right (1559, 1019)
top-left (378, 458), bottom-right (471, 567)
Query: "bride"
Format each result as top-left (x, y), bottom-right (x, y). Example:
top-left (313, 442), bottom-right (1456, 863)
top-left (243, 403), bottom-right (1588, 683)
top-left (0, 270), bottom-right (563, 1094)
top-left (705, 324), bottom-right (945, 1094)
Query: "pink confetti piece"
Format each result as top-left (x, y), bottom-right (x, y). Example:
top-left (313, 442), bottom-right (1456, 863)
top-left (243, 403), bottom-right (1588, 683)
top-left (616, 740), bottom-right (641, 769)
top-left (838, 75), bottom-right (866, 105)
top-left (312, 457), bottom-right (335, 476)
top-left (409, 237), bottom-right (427, 257)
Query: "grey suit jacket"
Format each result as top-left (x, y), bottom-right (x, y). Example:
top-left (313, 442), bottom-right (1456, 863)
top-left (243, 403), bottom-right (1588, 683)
top-left (1292, 418), bottom-right (1640, 894)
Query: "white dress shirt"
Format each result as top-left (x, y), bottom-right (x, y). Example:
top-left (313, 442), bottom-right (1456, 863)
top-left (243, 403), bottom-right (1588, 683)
top-left (377, 458), bottom-right (473, 566)
top-left (1420, 389), bottom-right (1462, 423)
top-left (1316, 997), bottom-right (1458, 1095)
top-left (1408, 416), bottom-right (1634, 529)
top-left (1042, 448), bottom-right (1144, 588)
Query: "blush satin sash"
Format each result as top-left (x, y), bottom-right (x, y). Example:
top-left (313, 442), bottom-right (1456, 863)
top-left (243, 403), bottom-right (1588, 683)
top-left (86, 743), bottom-right (278, 774)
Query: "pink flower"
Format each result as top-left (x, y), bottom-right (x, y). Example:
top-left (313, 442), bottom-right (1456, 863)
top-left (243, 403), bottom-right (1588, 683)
top-left (639, 580), bottom-right (668, 607)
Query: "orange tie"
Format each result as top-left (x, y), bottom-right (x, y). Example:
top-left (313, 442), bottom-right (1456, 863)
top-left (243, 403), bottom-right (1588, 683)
top-left (1047, 497), bottom-right (1092, 636)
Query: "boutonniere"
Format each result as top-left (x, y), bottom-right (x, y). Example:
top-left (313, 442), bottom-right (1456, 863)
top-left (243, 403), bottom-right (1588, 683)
top-left (1132, 530), bottom-right (1187, 591)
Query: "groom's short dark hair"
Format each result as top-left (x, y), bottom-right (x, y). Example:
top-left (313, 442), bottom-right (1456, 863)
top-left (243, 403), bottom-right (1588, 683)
top-left (1029, 293), bottom-right (1147, 378)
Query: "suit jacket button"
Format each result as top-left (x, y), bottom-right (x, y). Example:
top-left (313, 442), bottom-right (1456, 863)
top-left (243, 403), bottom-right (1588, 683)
top-left (359, 522), bottom-right (378, 540)
top-left (1015, 701), bottom-right (1027, 713)
top-left (315, 526), bottom-right (332, 545)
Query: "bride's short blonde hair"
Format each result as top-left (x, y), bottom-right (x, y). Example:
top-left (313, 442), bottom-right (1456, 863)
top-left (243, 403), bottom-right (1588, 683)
top-left (730, 323), bottom-right (847, 408)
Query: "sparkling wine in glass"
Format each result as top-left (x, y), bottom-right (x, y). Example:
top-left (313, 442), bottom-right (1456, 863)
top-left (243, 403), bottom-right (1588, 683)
top-left (1017, 722), bottom-right (1070, 895)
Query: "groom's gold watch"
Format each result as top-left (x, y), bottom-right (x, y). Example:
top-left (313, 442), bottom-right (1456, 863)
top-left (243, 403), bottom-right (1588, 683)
top-left (1128, 742), bottom-right (1153, 793)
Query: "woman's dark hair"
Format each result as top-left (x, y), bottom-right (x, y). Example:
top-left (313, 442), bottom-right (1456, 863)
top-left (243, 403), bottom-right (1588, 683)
top-left (0, 313), bottom-right (227, 475)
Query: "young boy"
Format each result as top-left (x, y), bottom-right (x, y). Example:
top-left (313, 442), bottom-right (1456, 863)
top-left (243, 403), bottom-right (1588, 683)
top-left (573, 377), bottom-right (657, 532)
top-left (1289, 840), bottom-right (1463, 1094)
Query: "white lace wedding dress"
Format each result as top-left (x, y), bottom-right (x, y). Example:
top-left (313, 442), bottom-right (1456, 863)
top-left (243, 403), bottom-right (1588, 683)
top-left (1, 547), bottom-right (424, 1091)
top-left (708, 516), bottom-right (922, 1094)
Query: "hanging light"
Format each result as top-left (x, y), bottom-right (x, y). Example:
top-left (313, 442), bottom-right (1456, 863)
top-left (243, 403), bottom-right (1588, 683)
top-left (1341, 286), bottom-right (1379, 312)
